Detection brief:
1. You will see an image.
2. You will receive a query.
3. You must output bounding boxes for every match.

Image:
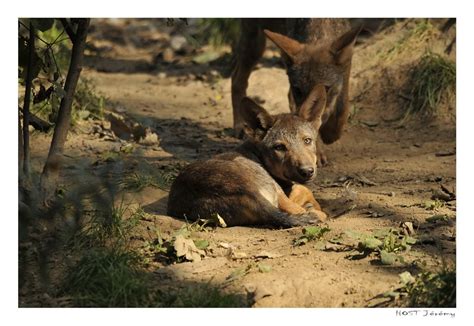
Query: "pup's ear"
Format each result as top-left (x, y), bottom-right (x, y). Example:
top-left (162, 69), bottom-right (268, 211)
top-left (240, 97), bottom-right (274, 140)
top-left (298, 84), bottom-right (326, 130)
top-left (330, 25), bottom-right (362, 65)
top-left (264, 29), bottom-right (304, 62)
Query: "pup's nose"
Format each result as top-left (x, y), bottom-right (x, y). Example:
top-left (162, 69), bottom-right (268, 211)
top-left (297, 166), bottom-right (314, 178)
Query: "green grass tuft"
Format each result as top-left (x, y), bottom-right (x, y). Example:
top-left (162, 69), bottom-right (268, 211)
top-left (61, 248), bottom-right (151, 307)
top-left (394, 267), bottom-right (456, 307)
top-left (406, 52), bottom-right (455, 117)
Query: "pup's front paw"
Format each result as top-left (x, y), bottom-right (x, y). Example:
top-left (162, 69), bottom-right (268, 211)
top-left (308, 208), bottom-right (328, 222)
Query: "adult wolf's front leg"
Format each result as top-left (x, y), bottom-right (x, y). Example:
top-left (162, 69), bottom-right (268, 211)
top-left (231, 21), bottom-right (266, 138)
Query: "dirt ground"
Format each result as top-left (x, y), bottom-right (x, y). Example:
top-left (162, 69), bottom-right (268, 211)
top-left (25, 18), bottom-right (456, 307)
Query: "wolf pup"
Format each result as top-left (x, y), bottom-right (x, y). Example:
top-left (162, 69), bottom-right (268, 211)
top-left (167, 85), bottom-right (328, 228)
top-left (231, 19), bottom-right (361, 164)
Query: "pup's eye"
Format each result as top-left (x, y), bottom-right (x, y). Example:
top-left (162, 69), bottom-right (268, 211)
top-left (304, 138), bottom-right (312, 145)
top-left (273, 144), bottom-right (287, 151)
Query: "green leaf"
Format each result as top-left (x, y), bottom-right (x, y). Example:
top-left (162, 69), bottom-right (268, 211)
top-left (31, 18), bottom-right (55, 32)
top-left (344, 229), bottom-right (364, 240)
top-left (225, 266), bottom-right (250, 283)
top-left (383, 291), bottom-right (400, 299)
top-left (361, 236), bottom-right (383, 250)
top-left (372, 228), bottom-right (392, 239)
top-left (293, 237), bottom-right (308, 246)
top-left (380, 250), bottom-right (398, 265)
top-left (193, 239), bottom-right (209, 250)
top-left (314, 241), bottom-right (326, 250)
top-left (174, 226), bottom-right (191, 239)
top-left (303, 226), bottom-right (330, 239)
top-left (53, 82), bottom-right (66, 98)
top-left (405, 236), bottom-right (417, 245)
top-left (399, 271), bottom-right (416, 285)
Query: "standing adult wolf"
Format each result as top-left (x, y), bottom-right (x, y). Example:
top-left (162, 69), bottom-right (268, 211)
top-left (231, 18), bottom-right (361, 164)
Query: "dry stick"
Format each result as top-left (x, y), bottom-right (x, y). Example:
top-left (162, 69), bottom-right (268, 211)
top-left (40, 19), bottom-right (90, 201)
top-left (21, 22), bottom-right (35, 177)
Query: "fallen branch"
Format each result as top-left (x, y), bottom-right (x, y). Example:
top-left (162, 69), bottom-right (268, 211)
top-left (19, 107), bottom-right (53, 132)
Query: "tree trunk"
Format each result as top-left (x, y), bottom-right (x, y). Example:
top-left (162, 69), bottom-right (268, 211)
top-left (40, 19), bottom-right (90, 201)
top-left (19, 110), bottom-right (24, 173)
top-left (21, 23), bottom-right (35, 178)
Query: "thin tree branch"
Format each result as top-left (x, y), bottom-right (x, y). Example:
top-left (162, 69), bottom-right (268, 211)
top-left (21, 22), bottom-right (35, 177)
top-left (60, 18), bottom-right (76, 43)
top-left (18, 20), bottom-right (49, 46)
top-left (40, 18), bottom-right (90, 202)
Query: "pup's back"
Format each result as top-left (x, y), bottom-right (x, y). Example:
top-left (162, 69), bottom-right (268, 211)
top-left (167, 149), bottom-right (282, 226)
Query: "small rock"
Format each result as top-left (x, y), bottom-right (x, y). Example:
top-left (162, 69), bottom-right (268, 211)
top-left (162, 48), bottom-right (175, 63)
top-left (170, 35), bottom-right (188, 52)
top-left (157, 72), bottom-right (167, 79)
top-left (232, 251), bottom-right (248, 259)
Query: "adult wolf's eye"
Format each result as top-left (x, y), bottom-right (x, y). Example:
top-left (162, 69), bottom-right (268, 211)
top-left (304, 138), bottom-right (312, 145)
top-left (273, 144), bottom-right (287, 152)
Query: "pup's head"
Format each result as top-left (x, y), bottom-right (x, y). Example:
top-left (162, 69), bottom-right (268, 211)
top-left (241, 85), bottom-right (327, 184)
top-left (263, 26), bottom-right (361, 123)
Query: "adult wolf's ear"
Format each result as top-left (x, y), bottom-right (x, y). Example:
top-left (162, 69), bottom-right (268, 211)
top-left (330, 25), bottom-right (362, 65)
top-left (298, 84), bottom-right (327, 130)
top-left (240, 97), bottom-right (274, 140)
top-left (264, 29), bottom-right (304, 62)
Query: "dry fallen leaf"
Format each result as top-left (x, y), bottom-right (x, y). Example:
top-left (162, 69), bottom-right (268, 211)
top-left (174, 235), bottom-right (205, 262)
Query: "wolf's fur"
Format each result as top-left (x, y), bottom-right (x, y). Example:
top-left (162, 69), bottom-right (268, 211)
top-left (167, 85), bottom-right (328, 228)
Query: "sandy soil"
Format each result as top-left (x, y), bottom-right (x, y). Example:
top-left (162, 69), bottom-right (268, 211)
top-left (25, 18), bottom-right (456, 307)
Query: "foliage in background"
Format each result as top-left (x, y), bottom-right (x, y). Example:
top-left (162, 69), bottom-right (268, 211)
top-left (381, 19), bottom-right (438, 60)
top-left (196, 18), bottom-right (240, 48)
top-left (19, 19), bottom-right (105, 127)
